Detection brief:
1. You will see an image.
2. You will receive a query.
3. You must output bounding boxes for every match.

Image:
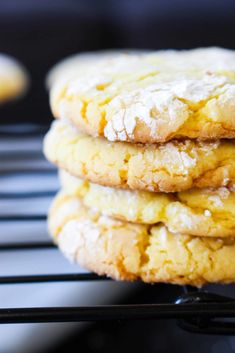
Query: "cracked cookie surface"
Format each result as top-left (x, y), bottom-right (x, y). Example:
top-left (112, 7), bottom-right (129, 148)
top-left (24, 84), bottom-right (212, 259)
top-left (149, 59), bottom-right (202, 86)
top-left (49, 191), bottom-right (235, 286)
top-left (44, 120), bottom-right (235, 193)
top-left (50, 47), bottom-right (235, 143)
top-left (60, 170), bottom-right (235, 237)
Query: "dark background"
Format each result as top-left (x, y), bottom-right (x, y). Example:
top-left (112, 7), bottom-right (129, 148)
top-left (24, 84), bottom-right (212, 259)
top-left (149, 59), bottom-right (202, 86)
top-left (1, 0), bottom-right (235, 124)
top-left (1, 1), bottom-right (235, 351)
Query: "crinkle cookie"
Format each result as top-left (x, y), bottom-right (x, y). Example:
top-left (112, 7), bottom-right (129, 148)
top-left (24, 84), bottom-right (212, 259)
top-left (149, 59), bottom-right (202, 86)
top-left (43, 120), bottom-right (235, 193)
top-left (49, 191), bottom-right (235, 286)
top-left (0, 53), bottom-right (28, 103)
top-left (50, 47), bottom-right (235, 143)
top-left (60, 170), bottom-right (235, 238)
top-left (46, 50), bottom-right (146, 88)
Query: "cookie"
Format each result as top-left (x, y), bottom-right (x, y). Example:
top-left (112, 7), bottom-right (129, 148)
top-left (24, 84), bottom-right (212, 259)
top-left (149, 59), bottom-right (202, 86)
top-left (49, 191), bottom-right (235, 286)
top-left (60, 170), bottom-right (235, 237)
top-left (46, 50), bottom-right (146, 88)
top-left (43, 120), bottom-right (235, 193)
top-left (50, 47), bottom-right (235, 143)
top-left (0, 53), bottom-right (28, 103)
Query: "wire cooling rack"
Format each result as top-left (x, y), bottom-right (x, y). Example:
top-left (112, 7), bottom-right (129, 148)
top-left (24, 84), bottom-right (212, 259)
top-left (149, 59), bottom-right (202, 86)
top-left (1, 124), bottom-right (235, 335)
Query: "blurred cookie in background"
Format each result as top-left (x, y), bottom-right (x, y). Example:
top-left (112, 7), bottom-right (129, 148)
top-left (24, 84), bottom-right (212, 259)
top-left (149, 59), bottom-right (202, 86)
top-left (0, 53), bottom-right (29, 104)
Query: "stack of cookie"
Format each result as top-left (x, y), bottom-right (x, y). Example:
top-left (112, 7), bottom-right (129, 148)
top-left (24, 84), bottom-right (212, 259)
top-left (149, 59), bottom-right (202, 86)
top-left (44, 48), bottom-right (235, 286)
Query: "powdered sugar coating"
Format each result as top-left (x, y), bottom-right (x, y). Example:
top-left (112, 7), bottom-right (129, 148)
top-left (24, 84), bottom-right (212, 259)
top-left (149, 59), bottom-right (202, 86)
top-left (49, 191), bottom-right (235, 286)
top-left (50, 47), bottom-right (235, 143)
top-left (44, 120), bottom-right (235, 193)
top-left (104, 73), bottom-right (228, 141)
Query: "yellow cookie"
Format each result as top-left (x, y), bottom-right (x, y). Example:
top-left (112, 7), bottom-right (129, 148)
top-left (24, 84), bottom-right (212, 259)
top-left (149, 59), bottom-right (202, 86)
top-left (44, 120), bottom-right (235, 193)
top-left (50, 47), bottom-right (235, 143)
top-left (49, 191), bottom-right (235, 286)
top-left (46, 50), bottom-right (146, 88)
top-left (0, 53), bottom-right (28, 103)
top-left (60, 170), bottom-right (235, 238)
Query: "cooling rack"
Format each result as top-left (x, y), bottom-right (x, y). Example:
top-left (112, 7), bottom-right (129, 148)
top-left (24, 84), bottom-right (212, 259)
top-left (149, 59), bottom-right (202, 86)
top-left (1, 124), bottom-right (235, 335)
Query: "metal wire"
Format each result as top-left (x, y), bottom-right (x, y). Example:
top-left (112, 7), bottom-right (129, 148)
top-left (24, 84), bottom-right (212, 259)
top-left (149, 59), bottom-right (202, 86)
top-left (1, 301), bottom-right (235, 325)
top-left (0, 273), bottom-right (109, 285)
